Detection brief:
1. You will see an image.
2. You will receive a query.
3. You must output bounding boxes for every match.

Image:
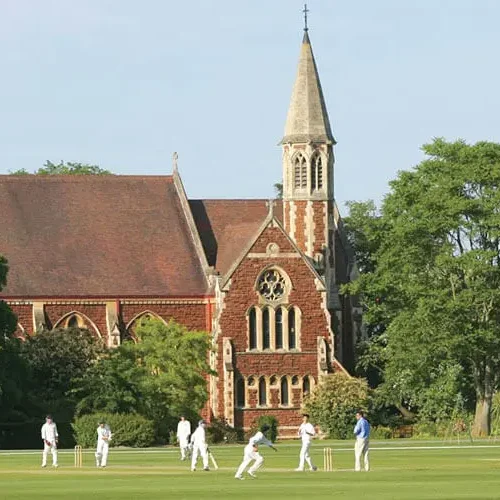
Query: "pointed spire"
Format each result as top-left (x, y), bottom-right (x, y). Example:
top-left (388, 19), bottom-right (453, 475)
top-left (281, 31), bottom-right (335, 145)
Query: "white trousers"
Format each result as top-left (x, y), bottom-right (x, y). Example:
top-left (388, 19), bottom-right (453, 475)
top-left (298, 441), bottom-right (315, 470)
top-left (42, 442), bottom-right (58, 466)
top-left (96, 440), bottom-right (109, 467)
top-left (235, 444), bottom-right (264, 477)
top-left (191, 443), bottom-right (209, 470)
top-left (354, 438), bottom-right (369, 471)
top-left (178, 436), bottom-right (189, 459)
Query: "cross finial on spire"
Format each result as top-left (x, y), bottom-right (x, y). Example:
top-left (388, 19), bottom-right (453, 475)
top-left (303, 3), bottom-right (309, 32)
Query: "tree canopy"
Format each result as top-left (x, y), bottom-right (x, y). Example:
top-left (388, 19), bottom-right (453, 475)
top-left (9, 160), bottom-right (112, 175)
top-left (345, 138), bottom-right (500, 435)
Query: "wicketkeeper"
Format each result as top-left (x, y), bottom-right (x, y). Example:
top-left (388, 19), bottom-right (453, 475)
top-left (95, 420), bottom-right (112, 468)
top-left (41, 415), bottom-right (59, 468)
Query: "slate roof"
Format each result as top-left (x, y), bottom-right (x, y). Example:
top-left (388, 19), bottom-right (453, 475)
top-left (0, 175), bottom-right (209, 297)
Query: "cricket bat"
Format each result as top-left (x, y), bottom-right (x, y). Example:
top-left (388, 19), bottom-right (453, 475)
top-left (208, 451), bottom-right (219, 470)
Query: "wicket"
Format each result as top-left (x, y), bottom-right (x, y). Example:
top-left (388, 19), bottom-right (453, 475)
top-left (323, 447), bottom-right (333, 471)
top-left (74, 445), bottom-right (83, 468)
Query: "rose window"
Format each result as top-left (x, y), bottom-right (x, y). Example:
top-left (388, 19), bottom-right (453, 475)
top-left (258, 269), bottom-right (286, 301)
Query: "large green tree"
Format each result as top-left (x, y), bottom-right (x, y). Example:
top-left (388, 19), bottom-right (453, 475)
top-left (10, 160), bottom-right (112, 175)
top-left (346, 139), bottom-right (500, 435)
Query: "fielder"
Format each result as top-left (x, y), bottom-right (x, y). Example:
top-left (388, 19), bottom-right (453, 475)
top-left (295, 413), bottom-right (317, 471)
top-left (95, 420), bottom-right (112, 468)
top-left (354, 410), bottom-right (370, 472)
top-left (177, 415), bottom-right (191, 461)
top-left (235, 424), bottom-right (277, 480)
top-left (41, 415), bottom-right (58, 468)
top-left (190, 420), bottom-right (209, 471)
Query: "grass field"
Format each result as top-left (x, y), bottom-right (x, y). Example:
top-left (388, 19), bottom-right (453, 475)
top-left (2, 440), bottom-right (500, 499)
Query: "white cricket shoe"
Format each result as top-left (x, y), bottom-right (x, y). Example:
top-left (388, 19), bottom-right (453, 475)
top-left (248, 471), bottom-right (257, 478)
top-left (235, 475), bottom-right (244, 480)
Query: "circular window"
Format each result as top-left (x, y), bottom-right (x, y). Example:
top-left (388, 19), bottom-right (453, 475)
top-left (258, 269), bottom-right (286, 302)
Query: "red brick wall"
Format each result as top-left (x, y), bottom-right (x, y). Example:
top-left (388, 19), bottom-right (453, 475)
top-left (121, 303), bottom-right (208, 332)
top-left (44, 304), bottom-right (108, 339)
top-left (9, 304), bottom-right (33, 336)
top-left (294, 201), bottom-right (307, 252)
top-left (218, 224), bottom-right (331, 424)
top-left (312, 201), bottom-right (327, 254)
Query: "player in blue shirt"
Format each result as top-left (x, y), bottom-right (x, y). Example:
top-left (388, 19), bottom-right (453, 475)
top-left (353, 410), bottom-right (370, 471)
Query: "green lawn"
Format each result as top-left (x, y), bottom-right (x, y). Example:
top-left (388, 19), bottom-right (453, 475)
top-left (1, 440), bottom-right (500, 499)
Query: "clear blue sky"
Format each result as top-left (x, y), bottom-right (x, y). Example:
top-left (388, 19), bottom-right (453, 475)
top-left (1, 0), bottom-right (499, 209)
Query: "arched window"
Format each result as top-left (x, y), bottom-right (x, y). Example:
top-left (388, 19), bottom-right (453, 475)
top-left (280, 377), bottom-right (289, 406)
top-left (311, 153), bottom-right (323, 191)
top-left (236, 377), bottom-right (245, 408)
top-left (288, 308), bottom-right (296, 349)
top-left (263, 308), bottom-right (270, 350)
top-left (293, 153), bottom-right (307, 189)
top-left (67, 315), bottom-right (81, 328)
top-left (249, 307), bottom-right (257, 350)
top-left (303, 376), bottom-right (311, 396)
top-left (275, 308), bottom-right (283, 349)
top-left (258, 377), bottom-right (267, 406)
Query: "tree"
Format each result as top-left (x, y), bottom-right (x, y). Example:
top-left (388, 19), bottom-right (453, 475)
top-left (0, 255), bottom-right (26, 420)
top-left (9, 160), bottom-right (112, 175)
top-left (125, 319), bottom-right (213, 432)
top-left (274, 182), bottom-right (283, 199)
top-left (303, 373), bottom-right (370, 439)
top-left (346, 139), bottom-right (500, 435)
top-left (21, 328), bottom-right (105, 420)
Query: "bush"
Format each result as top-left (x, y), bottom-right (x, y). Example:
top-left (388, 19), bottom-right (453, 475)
top-left (206, 418), bottom-right (242, 444)
top-left (0, 421), bottom-right (75, 449)
top-left (303, 373), bottom-right (370, 439)
top-left (72, 413), bottom-right (155, 448)
top-left (370, 426), bottom-right (393, 440)
top-left (250, 415), bottom-right (279, 443)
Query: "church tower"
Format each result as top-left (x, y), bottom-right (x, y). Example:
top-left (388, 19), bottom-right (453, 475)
top-left (281, 28), bottom-right (336, 274)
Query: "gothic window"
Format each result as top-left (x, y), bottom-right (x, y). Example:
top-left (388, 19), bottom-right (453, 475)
top-left (67, 315), bottom-right (81, 328)
top-left (303, 376), bottom-right (311, 396)
top-left (275, 308), bottom-right (283, 349)
top-left (288, 308), bottom-right (297, 349)
top-left (280, 376), bottom-right (289, 406)
top-left (258, 269), bottom-right (286, 302)
top-left (311, 152), bottom-right (323, 191)
top-left (249, 307), bottom-right (257, 350)
top-left (258, 377), bottom-right (267, 406)
top-left (293, 153), bottom-right (307, 189)
top-left (262, 308), bottom-right (270, 350)
top-left (235, 377), bottom-right (245, 408)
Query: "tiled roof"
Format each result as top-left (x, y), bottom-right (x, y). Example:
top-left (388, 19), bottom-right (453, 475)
top-left (189, 199), bottom-right (282, 277)
top-left (0, 175), bottom-right (208, 297)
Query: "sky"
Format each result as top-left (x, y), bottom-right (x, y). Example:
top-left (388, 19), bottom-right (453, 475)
top-left (1, 0), bottom-right (499, 209)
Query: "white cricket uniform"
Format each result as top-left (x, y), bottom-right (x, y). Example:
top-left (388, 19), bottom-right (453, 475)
top-left (177, 420), bottom-right (191, 460)
top-left (297, 422), bottom-right (316, 471)
top-left (235, 431), bottom-right (272, 478)
top-left (95, 425), bottom-right (112, 467)
top-left (41, 422), bottom-right (58, 467)
top-left (190, 425), bottom-right (209, 470)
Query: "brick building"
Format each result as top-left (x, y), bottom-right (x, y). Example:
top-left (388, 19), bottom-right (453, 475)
top-left (0, 29), bottom-right (361, 435)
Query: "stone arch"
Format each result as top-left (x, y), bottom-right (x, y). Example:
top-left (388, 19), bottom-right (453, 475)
top-left (54, 311), bottom-right (102, 338)
top-left (291, 151), bottom-right (308, 190)
top-left (15, 323), bottom-right (26, 341)
top-left (125, 310), bottom-right (167, 341)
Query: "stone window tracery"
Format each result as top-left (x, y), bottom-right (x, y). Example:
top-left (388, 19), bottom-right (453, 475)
top-left (258, 269), bottom-right (286, 302)
top-left (293, 153), bottom-right (307, 189)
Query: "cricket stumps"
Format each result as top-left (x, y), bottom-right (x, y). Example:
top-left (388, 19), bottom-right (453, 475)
top-left (74, 445), bottom-right (83, 468)
top-left (323, 447), bottom-right (333, 472)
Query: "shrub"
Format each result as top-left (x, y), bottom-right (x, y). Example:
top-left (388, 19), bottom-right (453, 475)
top-left (206, 418), bottom-right (242, 444)
top-left (370, 426), bottom-right (393, 440)
top-left (303, 373), bottom-right (370, 439)
top-left (72, 413), bottom-right (155, 448)
top-left (250, 415), bottom-right (279, 443)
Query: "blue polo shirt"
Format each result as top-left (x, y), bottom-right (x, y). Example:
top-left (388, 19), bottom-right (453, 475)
top-left (354, 417), bottom-right (370, 439)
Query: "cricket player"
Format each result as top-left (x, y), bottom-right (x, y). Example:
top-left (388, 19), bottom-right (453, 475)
top-left (235, 424), bottom-right (277, 480)
top-left (354, 410), bottom-right (370, 472)
top-left (190, 420), bottom-right (209, 471)
top-left (41, 415), bottom-right (58, 468)
top-left (177, 415), bottom-right (191, 461)
top-left (95, 420), bottom-right (112, 468)
top-left (295, 413), bottom-right (317, 471)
